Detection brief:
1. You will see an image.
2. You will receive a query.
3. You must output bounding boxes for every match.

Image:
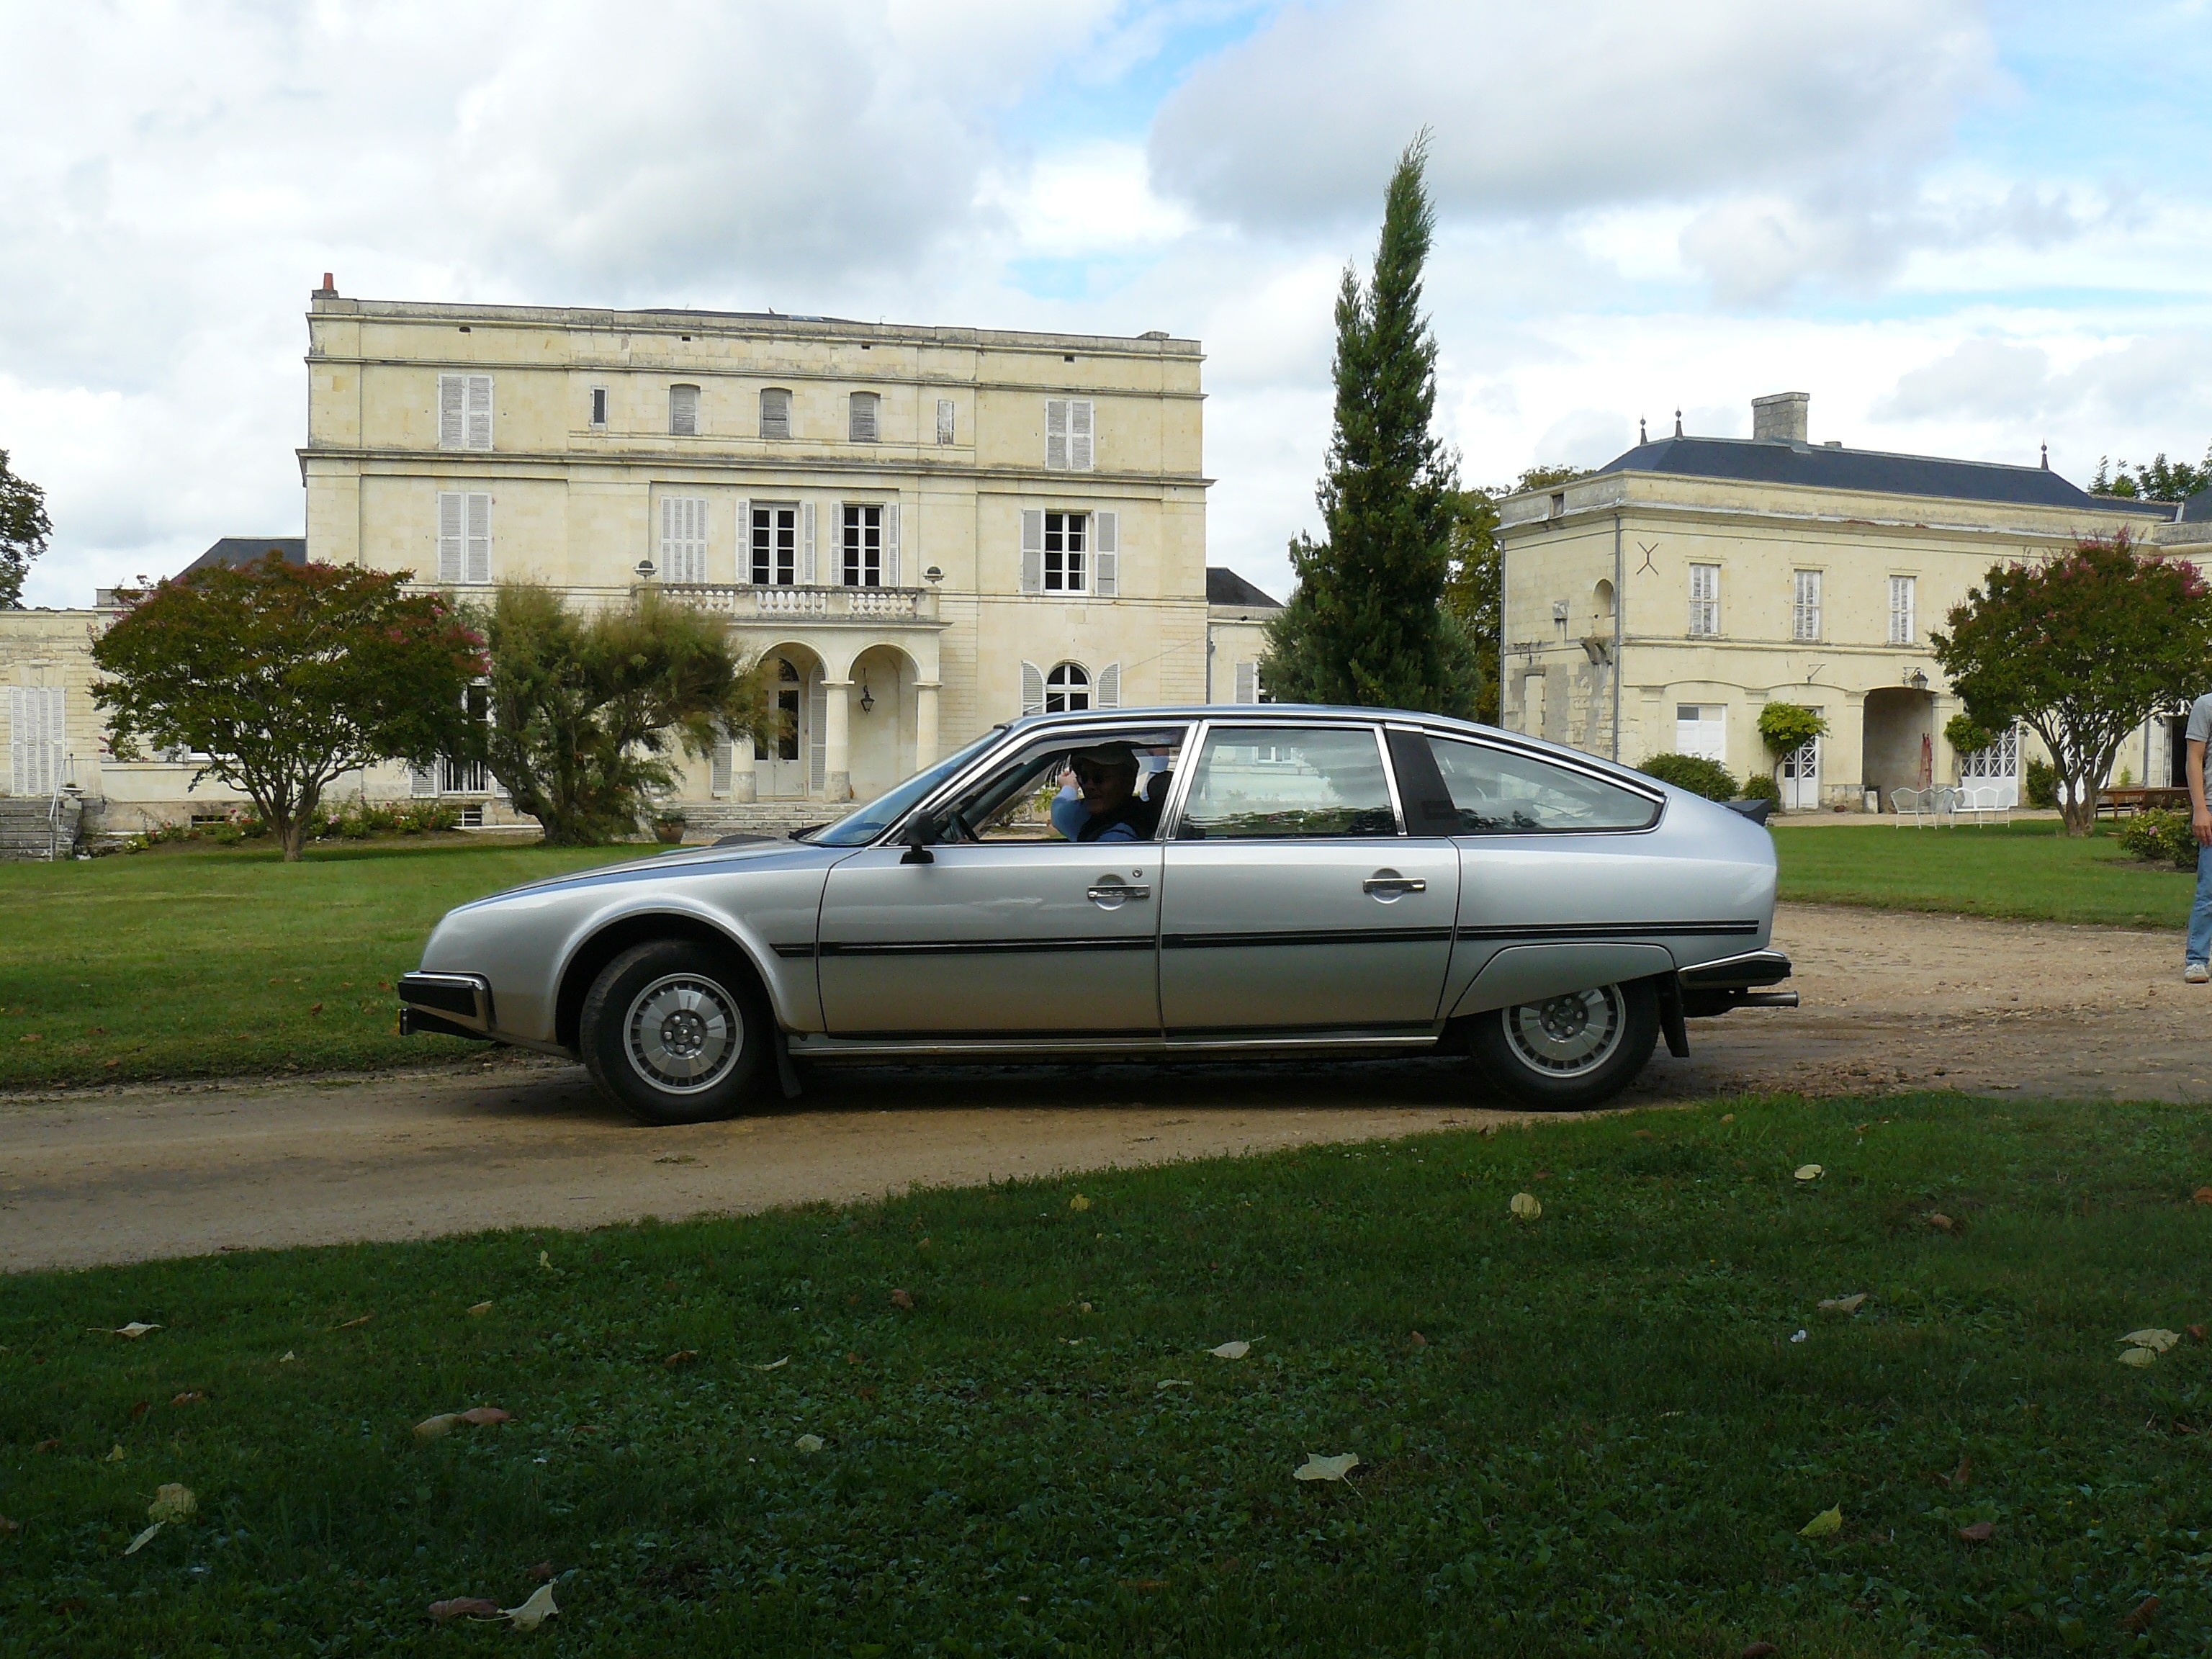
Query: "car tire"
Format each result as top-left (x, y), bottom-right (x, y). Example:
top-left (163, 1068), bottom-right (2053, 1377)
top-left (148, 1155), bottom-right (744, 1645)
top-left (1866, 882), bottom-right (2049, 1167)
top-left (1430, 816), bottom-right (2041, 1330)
top-left (579, 940), bottom-right (770, 1125)
top-left (1468, 979), bottom-right (1659, 1111)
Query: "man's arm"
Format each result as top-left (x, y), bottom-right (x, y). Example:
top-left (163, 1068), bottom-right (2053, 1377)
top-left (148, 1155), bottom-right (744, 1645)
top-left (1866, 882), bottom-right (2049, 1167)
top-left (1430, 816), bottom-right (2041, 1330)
top-left (2190, 737), bottom-right (2211, 846)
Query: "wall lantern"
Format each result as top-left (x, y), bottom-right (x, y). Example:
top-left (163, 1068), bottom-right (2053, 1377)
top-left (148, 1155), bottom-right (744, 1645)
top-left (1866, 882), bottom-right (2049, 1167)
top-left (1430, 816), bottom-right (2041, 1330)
top-left (634, 558), bottom-right (656, 582)
top-left (859, 680), bottom-right (876, 714)
top-left (1907, 667), bottom-right (1928, 690)
top-left (924, 566), bottom-right (943, 585)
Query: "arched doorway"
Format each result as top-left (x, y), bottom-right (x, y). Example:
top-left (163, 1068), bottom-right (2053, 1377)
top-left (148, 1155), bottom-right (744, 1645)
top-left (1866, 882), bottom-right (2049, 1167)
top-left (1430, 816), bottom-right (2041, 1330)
top-left (1863, 687), bottom-right (1936, 809)
top-left (756, 645), bottom-right (824, 798)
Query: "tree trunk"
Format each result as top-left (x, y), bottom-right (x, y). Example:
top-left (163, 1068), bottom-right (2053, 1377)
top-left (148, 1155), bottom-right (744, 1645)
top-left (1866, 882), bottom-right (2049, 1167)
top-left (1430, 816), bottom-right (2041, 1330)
top-left (276, 813), bottom-right (307, 861)
top-left (2059, 773), bottom-right (2097, 837)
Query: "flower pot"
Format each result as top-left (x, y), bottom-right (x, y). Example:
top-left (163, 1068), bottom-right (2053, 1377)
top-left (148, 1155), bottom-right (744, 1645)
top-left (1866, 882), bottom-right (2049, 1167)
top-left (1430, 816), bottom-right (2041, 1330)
top-left (653, 821), bottom-right (685, 844)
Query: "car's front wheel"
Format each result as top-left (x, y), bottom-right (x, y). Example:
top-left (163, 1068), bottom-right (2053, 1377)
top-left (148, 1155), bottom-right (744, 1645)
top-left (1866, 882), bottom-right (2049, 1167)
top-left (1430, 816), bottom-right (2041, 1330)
top-left (579, 940), bottom-right (770, 1125)
top-left (1469, 979), bottom-right (1658, 1110)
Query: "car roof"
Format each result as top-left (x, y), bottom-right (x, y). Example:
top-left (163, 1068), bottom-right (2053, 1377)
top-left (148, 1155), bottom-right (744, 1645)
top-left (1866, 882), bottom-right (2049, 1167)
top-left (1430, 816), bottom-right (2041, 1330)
top-left (1002, 703), bottom-right (1492, 735)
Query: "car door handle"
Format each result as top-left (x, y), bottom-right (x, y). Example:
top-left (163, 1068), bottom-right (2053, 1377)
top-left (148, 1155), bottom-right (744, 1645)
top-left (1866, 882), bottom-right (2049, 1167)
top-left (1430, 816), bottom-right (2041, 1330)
top-left (1087, 884), bottom-right (1151, 904)
top-left (1363, 874), bottom-right (1426, 896)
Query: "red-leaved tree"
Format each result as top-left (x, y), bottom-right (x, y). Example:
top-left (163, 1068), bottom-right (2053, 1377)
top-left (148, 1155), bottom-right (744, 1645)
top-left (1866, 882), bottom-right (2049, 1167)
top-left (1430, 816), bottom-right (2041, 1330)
top-left (1930, 533), bottom-right (2212, 835)
top-left (92, 554), bottom-right (487, 860)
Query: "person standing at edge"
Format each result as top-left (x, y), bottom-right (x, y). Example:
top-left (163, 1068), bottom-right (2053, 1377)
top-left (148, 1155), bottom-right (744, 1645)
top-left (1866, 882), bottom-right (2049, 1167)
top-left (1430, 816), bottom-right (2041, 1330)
top-left (2185, 692), bottom-right (2212, 981)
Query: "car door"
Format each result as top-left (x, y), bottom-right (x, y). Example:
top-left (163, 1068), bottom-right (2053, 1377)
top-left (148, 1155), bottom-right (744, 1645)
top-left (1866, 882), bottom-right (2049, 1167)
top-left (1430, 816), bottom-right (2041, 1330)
top-left (1157, 721), bottom-right (1459, 1034)
top-left (815, 724), bottom-right (1184, 1038)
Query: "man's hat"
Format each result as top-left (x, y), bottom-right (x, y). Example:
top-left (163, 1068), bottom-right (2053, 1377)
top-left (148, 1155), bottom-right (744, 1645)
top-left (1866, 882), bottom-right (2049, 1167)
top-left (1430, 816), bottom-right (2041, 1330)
top-left (1069, 741), bottom-right (1139, 773)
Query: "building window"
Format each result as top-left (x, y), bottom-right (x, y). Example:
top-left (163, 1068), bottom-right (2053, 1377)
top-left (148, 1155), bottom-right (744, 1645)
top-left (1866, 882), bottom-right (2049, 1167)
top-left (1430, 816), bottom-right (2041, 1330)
top-left (1675, 703), bottom-right (1726, 761)
top-left (438, 374), bottom-right (493, 450)
top-left (436, 492), bottom-right (491, 584)
top-left (589, 386), bottom-right (608, 428)
top-left (1046, 661), bottom-right (1090, 713)
top-left (6, 685), bottom-right (66, 797)
top-left (1889, 575), bottom-right (1917, 645)
top-left (760, 387), bottom-right (791, 439)
top-left (1792, 570), bottom-right (1822, 641)
top-left (1233, 661), bottom-right (1264, 703)
top-left (848, 391), bottom-right (878, 443)
top-left (1687, 563), bottom-right (1719, 637)
top-left (757, 658), bottom-right (802, 761)
top-left (670, 384), bottom-right (700, 436)
top-left (1046, 398), bottom-right (1094, 471)
top-left (751, 503), bottom-right (799, 585)
top-left (1044, 511), bottom-right (1086, 592)
top-left (660, 496), bottom-right (707, 584)
top-left (936, 398), bottom-right (956, 444)
top-left (841, 504), bottom-right (884, 587)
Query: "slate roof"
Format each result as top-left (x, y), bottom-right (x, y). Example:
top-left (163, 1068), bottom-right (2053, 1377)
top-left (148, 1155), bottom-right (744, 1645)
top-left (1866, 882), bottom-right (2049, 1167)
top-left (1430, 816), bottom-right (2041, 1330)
top-left (2180, 487), bottom-right (2212, 524)
top-left (184, 536), bottom-right (307, 574)
top-left (1591, 436), bottom-right (2176, 517)
top-left (1206, 567), bottom-right (1283, 608)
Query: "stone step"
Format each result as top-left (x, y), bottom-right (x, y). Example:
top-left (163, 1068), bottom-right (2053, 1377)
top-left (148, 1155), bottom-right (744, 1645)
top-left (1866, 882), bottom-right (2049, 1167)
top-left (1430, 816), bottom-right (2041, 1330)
top-left (0, 796), bottom-right (83, 860)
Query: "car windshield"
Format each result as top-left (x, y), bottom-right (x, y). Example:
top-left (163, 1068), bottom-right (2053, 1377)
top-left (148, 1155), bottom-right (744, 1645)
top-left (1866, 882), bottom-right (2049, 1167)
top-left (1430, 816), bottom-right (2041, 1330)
top-left (806, 730), bottom-right (1005, 847)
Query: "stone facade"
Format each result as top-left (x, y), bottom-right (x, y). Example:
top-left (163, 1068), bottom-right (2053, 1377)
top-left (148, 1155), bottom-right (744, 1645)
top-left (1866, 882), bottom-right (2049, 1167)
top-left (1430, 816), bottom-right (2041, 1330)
top-left (1496, 397), bottom-right (2208, 809)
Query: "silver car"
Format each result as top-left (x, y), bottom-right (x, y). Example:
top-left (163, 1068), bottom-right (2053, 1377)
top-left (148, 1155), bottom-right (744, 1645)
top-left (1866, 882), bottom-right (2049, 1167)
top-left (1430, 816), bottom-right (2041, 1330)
top-left (398, 706), bottom-right (1794, 1123)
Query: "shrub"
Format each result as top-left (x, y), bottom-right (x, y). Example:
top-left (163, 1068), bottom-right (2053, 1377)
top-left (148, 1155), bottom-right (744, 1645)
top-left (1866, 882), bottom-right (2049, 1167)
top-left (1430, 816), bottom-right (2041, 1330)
top-left (2116, 807), bottom-right (2198, 869)
top-left (1638, 752), bottom-right (1737, 801)
top-left (1739, 774), bottom-right (1782, 805)
top-left (2026, 757), bottom-right (2059, 810)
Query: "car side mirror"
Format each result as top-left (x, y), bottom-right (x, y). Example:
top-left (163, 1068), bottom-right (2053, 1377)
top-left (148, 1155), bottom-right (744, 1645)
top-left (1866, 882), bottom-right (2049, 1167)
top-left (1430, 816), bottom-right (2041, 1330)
top-left (899, 816), bottom-right (940, 865)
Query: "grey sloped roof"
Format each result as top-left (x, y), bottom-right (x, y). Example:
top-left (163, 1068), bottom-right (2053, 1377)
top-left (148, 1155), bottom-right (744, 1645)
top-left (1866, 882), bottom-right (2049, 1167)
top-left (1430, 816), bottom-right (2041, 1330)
top-left (1593, 436), bottom-right (2176, 516)
top-left (2181, 487), bottom-right (2212, 523)
top-left (1206, 567), bottom-right (1283, 608)
top-left (184, 537), bottom-right (307, 574)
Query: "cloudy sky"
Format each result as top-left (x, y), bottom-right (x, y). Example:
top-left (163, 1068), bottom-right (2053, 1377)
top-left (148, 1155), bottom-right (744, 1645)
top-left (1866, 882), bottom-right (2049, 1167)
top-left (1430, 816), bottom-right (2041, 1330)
top-left (4, 0), bottom-right (2210, 608)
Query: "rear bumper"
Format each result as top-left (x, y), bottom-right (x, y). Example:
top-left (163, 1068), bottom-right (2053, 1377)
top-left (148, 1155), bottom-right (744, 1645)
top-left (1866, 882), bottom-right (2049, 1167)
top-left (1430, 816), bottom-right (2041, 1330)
top-left (1676, 949), bottom-right (1797, 1015)
top-left (397, 971), bottom-right (496, 1040)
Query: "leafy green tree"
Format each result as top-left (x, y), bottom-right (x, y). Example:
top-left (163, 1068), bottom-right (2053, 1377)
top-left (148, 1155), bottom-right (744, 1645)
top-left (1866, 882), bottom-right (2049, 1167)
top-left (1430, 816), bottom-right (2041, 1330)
top-left (1442, 469), bottom-right (1595, 726)
top-left (1755, 702), bottom-right (1830, 790)
top-left (0, 448), bottom-right (53, 609)
top-left (1930, 533), bottom-right (2212, 835)
top-left (480, 583), bottom-right (774, 846)
top-left (91, 554), bottom-right (485, 860)
top-left (2092, 448), bottom-right (2211, 503)
top-left (1262, 135), bottom-right (1469, 716)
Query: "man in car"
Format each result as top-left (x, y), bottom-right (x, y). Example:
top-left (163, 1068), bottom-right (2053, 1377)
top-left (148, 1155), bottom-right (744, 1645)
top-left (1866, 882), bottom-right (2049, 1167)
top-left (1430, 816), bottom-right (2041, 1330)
top-left (1049, 742), bottom-right (1158, 842)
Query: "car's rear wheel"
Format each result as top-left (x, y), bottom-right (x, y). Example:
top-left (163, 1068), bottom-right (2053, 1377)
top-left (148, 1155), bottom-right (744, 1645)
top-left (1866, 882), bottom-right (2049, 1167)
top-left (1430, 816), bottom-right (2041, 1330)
top-left (580, 940), bottom-right (769, 1125)
top-left (1469, 979), bottom-right (1658, 1110)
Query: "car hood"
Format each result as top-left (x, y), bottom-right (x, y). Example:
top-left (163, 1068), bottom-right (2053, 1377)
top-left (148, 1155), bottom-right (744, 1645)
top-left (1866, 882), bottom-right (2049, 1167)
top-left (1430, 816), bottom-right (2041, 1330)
top-left (455, 837), bottom-right (846, 912)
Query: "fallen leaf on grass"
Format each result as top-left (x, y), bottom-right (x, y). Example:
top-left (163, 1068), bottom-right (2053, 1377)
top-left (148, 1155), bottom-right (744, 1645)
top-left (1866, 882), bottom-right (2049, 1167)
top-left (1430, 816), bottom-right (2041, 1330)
top-left (1509, 1192), bottom-right (1542, 1220)
top-left (1720, 1113), bottom-right (1735, 1123)
top-left (663, 1350), bottom-right (697, 1369)
top-left (308, 1003), bottom-right (323, 1015)
top-left (1069, 1194), bottom-right (1092, 1213)
top-left (428, 1598), bottom-right (501, 1622)
top-left (279, 1352), bottom-right (296, 1363)
top-left (129, 1401), bottom-right (149, 1420)
top-left (91, 1323), bottom-right (160, 1339)
top-left (890, 1289), bottom-right (914, 1309)
top-left (1799, 1505), bottom-right (1843, 1538)
top-left (538, 1250), bottom-right (554, 1272)
top-left (0, 1516), bottom-right (19, 1534)
top-left (2192, 1324), bottom-right (2208, 1341)
top-left (1928, 1213), bottom-right (1957, 1233)
top-left (2121, 1596), bottom-right (2160, 1632)
top-left (1740, 1645), bottom-right (1776, 1658)
top-left (459, 1406), bottom-right (511, 1426)
top-left (2123, 1328), bottom-right (2180, 1352)
top-left (1294, 1453), bottom-right (1359, 1483)
top-left (467, 1301), bottom-right (493, 1316)
top-left (1938, 1455), bottom-right (1972, 1488)
top-left (104, 1445), bottom-right (125, 1463)
top-left (1156, 1379), bottom-right (1192, 1390)
top-left (331, 1314), bottom-right (372, 1331)
top-left (1794, 1164), bottom-right (1823, 1182)
top-left (1957, 1521), bottom-right (1995, 1542)
top-left (171, 1392), bottom-right (204, 1407)
top-left (794, 1434), bottom-right (824, 1452)
top-left (33, 1439), bottom-right (59, 1454)
top-left (750, 1357), bottom-right (789, 1371)
top-left (1208, 1341), bottom-right (1251, 1360)
top-left (1789, 1329), bottom-right (1808, 1344)
top-left (2118, 1346), bottom-right (2159, 1367)
top-left (148, 1484), bottom-right (194, 1524)
top-left (414, 1407), bottom-right (510, 1440)
top-left (504, 1583), bottom-right (558, 1631)
top-left (122, 1523), bottom-right (163, 1556)
top-left (1817, 1293), bottom-right (1868, 1314)
top-left (2194, 1187), bottom-right (2212, 1205)
top-left (529, 1561), bottom-right (556, 1582)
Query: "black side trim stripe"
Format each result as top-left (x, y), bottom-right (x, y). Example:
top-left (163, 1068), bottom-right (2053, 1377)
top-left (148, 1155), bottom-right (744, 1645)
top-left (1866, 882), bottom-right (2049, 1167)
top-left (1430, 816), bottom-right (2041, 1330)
top-left (1455, 920), bottom-right (1761, 942)
top-left (821, 937), bottom-right (1154, 958)
top-left (1163, 927), bottom-right (1455, 949)
top-left (771, 943), bottom-right (817, 959)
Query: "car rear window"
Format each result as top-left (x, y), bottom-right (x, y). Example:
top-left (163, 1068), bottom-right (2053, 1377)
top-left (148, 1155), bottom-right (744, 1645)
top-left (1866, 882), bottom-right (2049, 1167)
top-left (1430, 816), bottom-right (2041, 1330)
top-left (1428, 737), bottom-right (1659, 834)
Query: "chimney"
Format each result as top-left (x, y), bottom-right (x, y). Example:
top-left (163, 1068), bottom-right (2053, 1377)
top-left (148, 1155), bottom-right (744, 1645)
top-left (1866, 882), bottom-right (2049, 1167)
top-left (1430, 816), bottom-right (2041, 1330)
top-left (315, 271), bottom-right (337, 297)
top-left (1751, 391), bottom-right (1809, 444)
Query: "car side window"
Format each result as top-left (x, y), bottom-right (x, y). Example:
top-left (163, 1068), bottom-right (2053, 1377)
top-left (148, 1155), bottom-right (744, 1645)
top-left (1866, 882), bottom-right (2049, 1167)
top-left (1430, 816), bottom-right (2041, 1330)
top-left (937, 728), bottom-right (1186, 842)
top-left (1176, 726), bottom-right (1398, 839)
top-left (1428, 737), bottom-right (1659, 833)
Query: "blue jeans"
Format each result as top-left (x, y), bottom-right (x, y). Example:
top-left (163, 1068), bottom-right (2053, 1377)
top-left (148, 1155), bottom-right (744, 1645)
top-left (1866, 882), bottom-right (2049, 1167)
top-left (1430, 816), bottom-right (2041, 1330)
top-left (2191, 842), bottom-right (2212, 965)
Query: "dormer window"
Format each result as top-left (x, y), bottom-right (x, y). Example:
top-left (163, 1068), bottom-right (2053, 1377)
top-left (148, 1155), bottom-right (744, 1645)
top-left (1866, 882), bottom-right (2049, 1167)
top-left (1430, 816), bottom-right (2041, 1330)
top-left (848, 391), bottom-right (878, 443)
top-left (669, 385), bottom-right (699, 436)
top-left (760, 387), bottom-right (791, 440)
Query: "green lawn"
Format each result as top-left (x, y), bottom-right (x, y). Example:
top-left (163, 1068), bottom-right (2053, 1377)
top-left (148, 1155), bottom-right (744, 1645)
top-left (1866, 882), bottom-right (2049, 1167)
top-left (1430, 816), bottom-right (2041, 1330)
top-left (4, 1093), bottom-right (2212, 1653)
top-left (1776, 819), bottom-right (2194, 930)
top-left (0, 840), bottom-right (639, 1089)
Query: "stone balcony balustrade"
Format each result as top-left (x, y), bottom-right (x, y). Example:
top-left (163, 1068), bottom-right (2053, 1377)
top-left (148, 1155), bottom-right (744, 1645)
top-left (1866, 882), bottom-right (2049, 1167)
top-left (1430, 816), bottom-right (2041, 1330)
top-left (652, 583), bottom-right (940, 625)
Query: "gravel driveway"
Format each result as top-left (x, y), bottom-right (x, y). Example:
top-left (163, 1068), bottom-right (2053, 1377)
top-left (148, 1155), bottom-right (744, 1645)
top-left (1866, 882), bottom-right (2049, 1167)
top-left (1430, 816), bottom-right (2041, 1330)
top-left (0, 902), bottom-right (2198, 1272)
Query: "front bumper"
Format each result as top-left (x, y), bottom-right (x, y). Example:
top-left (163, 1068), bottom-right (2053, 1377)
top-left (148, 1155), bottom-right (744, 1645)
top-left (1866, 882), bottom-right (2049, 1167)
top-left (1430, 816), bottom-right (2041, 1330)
top-left (397, 972), bottom-right (496, 1042)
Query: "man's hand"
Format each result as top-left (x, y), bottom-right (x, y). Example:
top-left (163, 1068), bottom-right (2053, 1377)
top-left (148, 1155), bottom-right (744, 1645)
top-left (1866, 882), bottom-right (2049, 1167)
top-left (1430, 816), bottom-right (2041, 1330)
top-left (2194, 738), bottom-right (2212, 846)
top-left (2195, 808), bottom-right (2212, 848)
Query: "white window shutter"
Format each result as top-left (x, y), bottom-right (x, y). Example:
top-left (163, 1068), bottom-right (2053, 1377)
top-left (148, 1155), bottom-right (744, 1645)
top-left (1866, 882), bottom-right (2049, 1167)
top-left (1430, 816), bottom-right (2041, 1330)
top-left (801, 501), bottom-right (816, 585)
top-left (807, 678), bottom-right (827, 790)
top-left (439, 375), bottom-right (464, 448)
top-left (1092, 511), bottom-right (1118, 596)
top-left (1234, 662), bottom-right (1259, 704)
top-left (7, 687), bottom-right (26, 795)
top-left (410, 763), bottom-right (438, 798)
top-left (1070, 400), bottom-right (1094, 471)
top-left (1097, 662), bottom-right (1119, 709)
top-left (438, 493), bottom-right (464, 583)
top-left (1020, 660), bottom-right (1045, 717)
top-left (466, 375), bottom-right (493, 449)
top-left (732, 498), bottom-right (749, 582)
top-left (936, 398), bottom-right (955, 444)
top-left (1046, 400), bottom-right (1068, 470)
top-left (464, 493), bottom-right (491, 584)
top-left (884, 501), bottom-right (899, 588)
top-left (1020, 509), bottom-right (1043, 593)
top-left (711, 740), bottom-right (732, 795)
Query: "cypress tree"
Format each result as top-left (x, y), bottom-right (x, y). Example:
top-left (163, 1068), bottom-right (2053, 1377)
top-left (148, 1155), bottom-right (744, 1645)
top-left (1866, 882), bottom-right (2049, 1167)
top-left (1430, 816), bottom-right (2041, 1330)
top-left (1261, 134), bottom-right (1473, 715)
